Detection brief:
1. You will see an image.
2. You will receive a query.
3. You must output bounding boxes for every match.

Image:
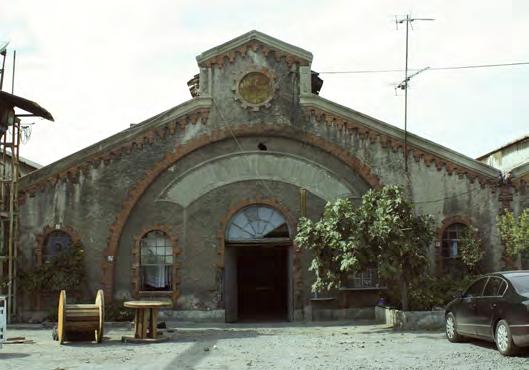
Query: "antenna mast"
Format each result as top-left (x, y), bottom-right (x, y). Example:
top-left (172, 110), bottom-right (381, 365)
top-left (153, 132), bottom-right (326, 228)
top-left (395, 15), bottom-right (434, 172)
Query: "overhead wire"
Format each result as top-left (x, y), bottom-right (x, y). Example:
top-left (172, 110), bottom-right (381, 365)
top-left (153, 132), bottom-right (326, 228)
top-left (319, 61), bottom-right (529, 75)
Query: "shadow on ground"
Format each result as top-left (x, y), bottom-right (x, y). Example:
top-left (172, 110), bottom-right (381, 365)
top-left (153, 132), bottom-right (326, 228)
top-left (0, 353), bottom-right (31, 359)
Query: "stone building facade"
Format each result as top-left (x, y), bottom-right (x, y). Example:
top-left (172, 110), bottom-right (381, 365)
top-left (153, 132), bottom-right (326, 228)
top-left (17, 31), bottom-right (527, 321)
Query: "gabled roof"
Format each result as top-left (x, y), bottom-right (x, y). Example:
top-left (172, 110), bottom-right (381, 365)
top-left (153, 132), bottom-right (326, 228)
top-left (510, 162), bottom-right (529, 182)
top-left (477, 135), bottom-right (529, 160)
top-left (19, 97), bottom-right (212, 190)
top-left (196, 30), bottom-right (313, 67)
top-left (300, 95), bottom-right (501, 180)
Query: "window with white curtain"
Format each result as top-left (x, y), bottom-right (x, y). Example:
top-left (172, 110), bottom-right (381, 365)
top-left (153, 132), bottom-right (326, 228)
top-left (140, 231), bottom-right (173, 291)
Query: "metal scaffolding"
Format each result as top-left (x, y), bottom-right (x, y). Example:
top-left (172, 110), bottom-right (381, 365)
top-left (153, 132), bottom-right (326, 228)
top-left (0, 45), bottom-right (53, 321)
top-left (0, 114), bottom-right (20, 320)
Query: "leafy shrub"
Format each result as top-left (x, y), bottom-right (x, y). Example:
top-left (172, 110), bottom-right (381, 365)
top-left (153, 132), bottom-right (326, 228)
top-left (18, 242), bottom-right (86, 294)
top-left (385, 275), bottom-right (477, 311)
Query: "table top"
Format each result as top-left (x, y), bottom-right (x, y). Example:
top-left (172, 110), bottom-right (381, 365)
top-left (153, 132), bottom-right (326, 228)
top-left (123, 300), bottom-right (172, 309)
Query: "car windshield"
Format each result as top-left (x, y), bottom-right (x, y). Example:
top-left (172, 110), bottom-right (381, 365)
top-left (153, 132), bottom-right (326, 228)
top-left (509, 274), bottom-right (529, 295)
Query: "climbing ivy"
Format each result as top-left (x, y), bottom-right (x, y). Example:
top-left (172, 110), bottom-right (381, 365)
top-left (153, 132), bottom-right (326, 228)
top-left (18, 241), bottom-right (86, 294)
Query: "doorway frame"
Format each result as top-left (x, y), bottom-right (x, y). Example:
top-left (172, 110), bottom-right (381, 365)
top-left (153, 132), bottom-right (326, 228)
top-left (218, 199), bottom-right (298, 323)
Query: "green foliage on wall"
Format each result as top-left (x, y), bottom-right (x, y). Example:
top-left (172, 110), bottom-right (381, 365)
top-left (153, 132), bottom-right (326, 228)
top-left (18, 242), bottom-right (86, 294)
top-left (458, 226), bottom-right (485, 273)
top-left (497, 208), bottom-right (529, 260)
top-left (296, 185), bottom-right (435, 310)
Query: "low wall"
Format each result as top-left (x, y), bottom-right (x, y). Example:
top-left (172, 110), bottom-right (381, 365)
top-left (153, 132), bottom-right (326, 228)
top-left (375, 306), bottom-right (444, 330)
top-left (305, 305), bottom-right (375, 321)
top-left (159, 309), bottom-right (225, 322)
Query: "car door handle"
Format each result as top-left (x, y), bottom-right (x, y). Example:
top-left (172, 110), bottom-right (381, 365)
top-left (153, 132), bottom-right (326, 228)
top-left (490, 303), bottom-right (497, 309)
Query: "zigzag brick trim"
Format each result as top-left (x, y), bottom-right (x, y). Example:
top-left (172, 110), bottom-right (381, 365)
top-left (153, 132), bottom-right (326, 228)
top-left (199, 41), bottom-right (310, 69)
top-left (304, 107), bottom-right (499, 190)
top-left (18, 108), bottom-right (209, 203)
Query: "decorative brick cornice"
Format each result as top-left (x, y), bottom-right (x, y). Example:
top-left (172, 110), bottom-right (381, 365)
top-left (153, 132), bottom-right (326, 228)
top-left (196, 31), bottom-right (312, 69)
top-left (18, 108), bottom-right (209, 203)
top-left (199, 41), bottom-right (310, 69)
top-left (101, 124), bottom-right (381, 300)
top-left (303, 106), bottom-right (499, 190)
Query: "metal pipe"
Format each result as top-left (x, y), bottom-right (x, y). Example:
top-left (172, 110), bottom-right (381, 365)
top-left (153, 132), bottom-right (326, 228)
top-left (0, 50), bottom-right (6, 91)
top-left (404, 15), bottom-right (409, 173)
top-left (11, 50), bottom-right (16, 94)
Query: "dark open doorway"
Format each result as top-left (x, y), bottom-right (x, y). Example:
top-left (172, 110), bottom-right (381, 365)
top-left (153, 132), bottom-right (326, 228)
top-left (223, 204), bottom-right (292, 322)
top-left (236, 244), bottom-right (288, 322)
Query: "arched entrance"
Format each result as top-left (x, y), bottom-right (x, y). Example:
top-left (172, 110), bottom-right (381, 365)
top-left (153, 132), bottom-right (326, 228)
top-left (224, 204), bottom-right (292, 322)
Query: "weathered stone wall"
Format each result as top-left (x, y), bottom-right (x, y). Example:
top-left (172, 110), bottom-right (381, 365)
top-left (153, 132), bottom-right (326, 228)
top-left (17, 34), bottom-right (510, 320)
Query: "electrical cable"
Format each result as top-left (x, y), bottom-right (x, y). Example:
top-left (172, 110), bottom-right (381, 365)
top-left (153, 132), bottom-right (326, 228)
top-left (319, 62), bottom-right (529, 75)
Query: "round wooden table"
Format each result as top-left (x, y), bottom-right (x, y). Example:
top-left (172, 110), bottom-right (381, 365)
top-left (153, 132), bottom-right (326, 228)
top-left (122, 300), bottom-right (172, 342)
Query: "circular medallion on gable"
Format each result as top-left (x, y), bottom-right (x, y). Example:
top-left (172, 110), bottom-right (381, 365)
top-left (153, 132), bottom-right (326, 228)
top-left (233, 68), bottom-right (277, 111)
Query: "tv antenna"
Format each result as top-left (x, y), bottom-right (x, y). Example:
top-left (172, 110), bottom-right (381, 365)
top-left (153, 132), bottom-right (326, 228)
top-left (395, 15), bottom-right (434, 172)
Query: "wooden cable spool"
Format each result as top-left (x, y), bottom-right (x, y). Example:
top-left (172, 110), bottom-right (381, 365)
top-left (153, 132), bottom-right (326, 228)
top-left (57, 289), bottom-right (105, 344)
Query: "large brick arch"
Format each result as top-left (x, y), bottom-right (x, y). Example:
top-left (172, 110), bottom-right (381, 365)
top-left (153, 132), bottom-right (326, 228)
top-left (101, 124), bottom-right (381, 299)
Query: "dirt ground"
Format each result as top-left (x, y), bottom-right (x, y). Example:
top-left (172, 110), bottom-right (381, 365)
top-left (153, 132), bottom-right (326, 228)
top-left (1, 322), bottom-right (529, 370)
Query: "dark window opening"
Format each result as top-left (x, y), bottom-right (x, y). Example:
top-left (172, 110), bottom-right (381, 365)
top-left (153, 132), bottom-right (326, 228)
top-left (258, 143), bottom-right (267, 151)
top-left (43, 231), bottom-right (72, 262)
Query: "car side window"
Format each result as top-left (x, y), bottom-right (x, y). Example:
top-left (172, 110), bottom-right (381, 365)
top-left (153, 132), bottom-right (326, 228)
top-left (483, 277), bottom-right (503, 296)
top-left (497, 280), bottom-right (507, 296)
top-left (464, 278), bottom-right (487, 298)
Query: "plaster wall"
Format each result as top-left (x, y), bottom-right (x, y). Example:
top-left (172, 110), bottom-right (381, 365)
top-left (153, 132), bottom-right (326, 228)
top-left (17, 37), bottom-right (507, 320)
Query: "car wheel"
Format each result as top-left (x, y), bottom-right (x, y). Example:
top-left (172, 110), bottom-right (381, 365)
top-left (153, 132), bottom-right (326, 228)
top-left (495, 320), bottom-right (517, 356)
top-left (446, 312), bottom-right (464, 343)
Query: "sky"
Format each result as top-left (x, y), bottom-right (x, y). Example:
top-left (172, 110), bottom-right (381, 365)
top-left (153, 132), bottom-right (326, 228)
top-left (0, 0), bottom-right (527, 166)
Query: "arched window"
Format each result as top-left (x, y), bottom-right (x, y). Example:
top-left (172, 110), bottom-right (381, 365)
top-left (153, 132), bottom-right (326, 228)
top-left (226, 205), bottom-right (289, 241)
top-left (139, 230), bottom-right (173, 291)
top-left (441, 223), bottom-right (467, 258)
top-left (43, 230), bottom-right (73, 262)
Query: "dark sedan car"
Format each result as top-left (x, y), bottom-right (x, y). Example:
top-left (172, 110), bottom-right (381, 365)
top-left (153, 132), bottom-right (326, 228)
top-left (445, 271), bottom-right (529, 355)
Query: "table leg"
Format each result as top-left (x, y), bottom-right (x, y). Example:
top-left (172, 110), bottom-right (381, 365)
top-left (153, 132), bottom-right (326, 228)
top-left (140, 308), bottom-right (148, 339)
top-left (150, 308), bottom-right (158, 339)
top-left (134, 309), bottom-right (141, 339)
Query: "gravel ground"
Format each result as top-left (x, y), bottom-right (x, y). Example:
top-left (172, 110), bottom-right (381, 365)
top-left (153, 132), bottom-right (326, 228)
top-left (1, 322), bottom-right (528, 370)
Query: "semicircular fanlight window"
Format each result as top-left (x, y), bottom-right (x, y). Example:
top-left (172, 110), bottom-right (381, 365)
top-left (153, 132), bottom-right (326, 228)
top-left (226, 205), bottom-right (289, 241)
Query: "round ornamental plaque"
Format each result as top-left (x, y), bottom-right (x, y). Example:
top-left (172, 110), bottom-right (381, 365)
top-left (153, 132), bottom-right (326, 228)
top-left (238, 72), bottom-right (273, 106)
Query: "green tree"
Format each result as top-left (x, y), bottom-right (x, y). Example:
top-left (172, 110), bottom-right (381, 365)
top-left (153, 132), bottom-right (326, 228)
top-left (296, 185), bottom-right (435, 310)
top-left (458, 226), bottom-right (484, 273)
top-left (497, 208), bottom-right (529, 266)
